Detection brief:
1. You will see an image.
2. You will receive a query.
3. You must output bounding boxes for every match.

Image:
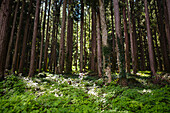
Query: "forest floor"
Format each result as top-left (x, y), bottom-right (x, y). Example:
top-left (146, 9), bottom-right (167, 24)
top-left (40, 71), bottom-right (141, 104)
top-left (0, 71), bottom-right (170, 113)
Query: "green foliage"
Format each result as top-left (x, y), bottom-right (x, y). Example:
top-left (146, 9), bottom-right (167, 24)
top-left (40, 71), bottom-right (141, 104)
top-left (0, 73), bottom-right (169, 113)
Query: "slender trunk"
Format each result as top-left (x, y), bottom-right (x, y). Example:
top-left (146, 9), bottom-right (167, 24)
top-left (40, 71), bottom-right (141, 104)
top-left (97, 9), bottom-right (102, 77)
top-left (44, 0), bottom-right (51, 71)
top-left (39, 0), bottom-right (47, 72)
top-left (113, 0), bottom-right (126, 86)
top-left (75, 22), bottom-right (78, 71)
top-left (66, 0), bottom-right (73, 73)
top-left (0, 0), bottom-right (12, 79)
top-left (91, 6), bottom-right (96, 72)
top-left (123, 0), bottom-right (130, 73)
top-left (80, 0), bottom-right (84, 72)
top-left (163, 0), bottom-right (170, 57)
top-left (59, 0), bottom-right (67, 73)
top-left (127, 0), bottom-right (136, 74)
top-left (84, 7), bottom-right (87, 71)
top-left (12, 0), bottom-right (25, 73)
top-left (144, 0), bottom-right (157, 76)
top-left (19, 0), bottom-right (33, 73)
top-left (156, 0), bottom-right (170, 72)
top-left (111, 1), bottom-right (116, 71)
top-left (28, 0), bottom-right (41, 77)
top-left (5, 0), bottom-right (19, 70)
top-left (99, 0), bottom-right (108, 72)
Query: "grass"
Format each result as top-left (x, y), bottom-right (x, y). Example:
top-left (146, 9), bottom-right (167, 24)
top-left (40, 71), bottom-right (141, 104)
top-left (0, 71), bottom-right (169, 113)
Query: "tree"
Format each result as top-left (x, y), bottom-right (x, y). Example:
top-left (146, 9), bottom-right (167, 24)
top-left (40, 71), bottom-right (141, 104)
top-left (44, 0), bottom-right (51, 71)
top-left (5, 0), bottom-right (20, 70)
top-left (0, 0), bottom-right (13, 80)
top-left (39, 0), bottom-right (48, 72)
top-left (19, 0), bottom-right (33, 73)
top-left (144, 0), bottom-right (157, 77)
top-left (123, 0), bottom-right (130, 73)
top-left (66, 0), bottom-right (74, 73)
top-left (113, 0), bottom-right (127, 86)
top-left (12, 0), bottom-right (25, 73)
top-left (28, 0), bottom-right (41, 77)
top-left (96, 9), bottom-right (102, 77)
top-left (80, 0), bottom-right (84, 72)
top-left (59, 0), bottom-right (67, 73)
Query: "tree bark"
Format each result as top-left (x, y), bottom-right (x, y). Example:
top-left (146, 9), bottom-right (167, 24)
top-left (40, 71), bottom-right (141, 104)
top-left (123, 0), bottom-right (130, 73)
top-left (144, 0), bottom-right (157, 76)
top-left (28, 0), bottom-right (41, 77)
top-left (0, 0), bottom-right (12, 80)
top-left (19, 0), bottom-right (33, 73)
top-left (80, 0), bottom-right (84, 72)
top-left (59, 0), bottom-right (67, 73)
top-left (44, 0), bottom-right (51, 71)
top-left (97, 9), bottom-right (102, 77)
top-left (39, 0), bottom-right (48, 72)
top-left (12, 0), bottom-right (25, 73)
top-left (66, 0), bottom-right (73, 73)
top-left (113, 0), bottom-right (126, 86)
top-left (5, 0), bottom-right (20, 70)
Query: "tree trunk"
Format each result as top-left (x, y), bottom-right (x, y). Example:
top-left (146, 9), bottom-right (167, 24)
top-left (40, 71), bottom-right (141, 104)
top-left (5, 0), bottom-right (20, 70)
top-left (144, 0), bottom-right (157, 77)
top-left (127, 0), bottom-right (137, 74)
top-left (44, 0), bottom-right (51, 71)
top-left (28, 0), bottom-right (41, 77)
top-left (91, 6), bottom-right (96, 72)
top-left (97, 9), bottom-right (102, 77)
top-left (66, 0), bottom-right (73, 73)
top-left (113, 0), bottom-right (126, 86)
top-left (0, 0), bottom-right (12, 80)
top-left (111, 1), bottom-right (117, 71)
top-left (59, 0), bottom-right (67, 73)
top-left (84, 7), bottom-right (87, 71)
top-left (19, 0), bottom-right (33, 73)
top-left (99, 0), bottom-right (108, 72)
top-left (80, 0), bottom-right (84, 72)
top-left (12, 0), bottom-right (25, 73)
top-left (123, 0), bottom-right (130, 73)
top-left (156, 0), bottom-right (170, 72)
top-left (39, 0), bottom-right (48, 72)
top-left (163, 0), bottom-right (170, 57)
top-left (75, 22), bottom-right (79, 71)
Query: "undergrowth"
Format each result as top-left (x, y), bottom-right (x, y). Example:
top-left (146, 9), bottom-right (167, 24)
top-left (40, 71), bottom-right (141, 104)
top-left (0, 72), bottom-right (169, 113)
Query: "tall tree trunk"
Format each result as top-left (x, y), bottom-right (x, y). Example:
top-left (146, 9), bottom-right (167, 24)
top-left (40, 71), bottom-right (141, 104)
top-left (91, 6), bottom-right (96, 72)
top-left (0, 0), bottom-right (12, 80)
top-left (156, 0), bottom-right (170, 72)
top-left (66, 0), bottom-right (73, 73)
top-left (80, 0), bottom-right (84, 72)
top-left (123, 0), bottom-right (130, 73)
top-left (111, 1), bottom-right (117, 71)
top-left (19, 0), bottom-right (33, 73)
top-left (12, 0), bottom-right (25, 73)
top-left (39, 0), bottom-right (47, 72)
top-left (97, 9), bottom-right (102, 77)
top-left (75, 22), bottom-right (79, 71)
top-left (127, 0), bottom-right (137, 74)
top-left (144, 0), bottom-right (157, 77)
top-left (5, 0), bottom-right (20, 70)
top-left (28, 0), bottom-right (41, 77)
top-left (113, 0), bottom-right (126, 86)
top-left (84, 7), bottom-right (87, 71)
top-left (163, 0), bottom-right (170, 57)
top-left (44, 0), bottom-right (51, 71)
top-left (99, 0), bottom-right (108, 72)
top-left (59, 0), bottom-right (67, 73)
